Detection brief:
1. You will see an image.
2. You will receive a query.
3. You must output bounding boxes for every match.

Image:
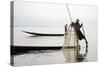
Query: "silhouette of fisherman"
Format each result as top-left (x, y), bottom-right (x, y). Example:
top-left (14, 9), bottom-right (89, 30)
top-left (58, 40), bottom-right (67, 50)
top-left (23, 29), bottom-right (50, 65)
top-left (64, 24), bottom-right (68, 33)
top-left (71, 19), bottom-right (88, 47)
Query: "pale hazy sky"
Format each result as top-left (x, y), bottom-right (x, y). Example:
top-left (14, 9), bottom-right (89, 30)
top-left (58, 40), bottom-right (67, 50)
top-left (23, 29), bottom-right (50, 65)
top-left (14, 1), bottom-right (97, 27)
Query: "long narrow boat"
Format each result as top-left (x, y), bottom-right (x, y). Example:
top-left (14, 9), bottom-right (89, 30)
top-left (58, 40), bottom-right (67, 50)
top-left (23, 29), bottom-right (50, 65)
top-left (23, 31), bottom-right (65, 36)
top-left (11, 46), bottom-right (62, 55)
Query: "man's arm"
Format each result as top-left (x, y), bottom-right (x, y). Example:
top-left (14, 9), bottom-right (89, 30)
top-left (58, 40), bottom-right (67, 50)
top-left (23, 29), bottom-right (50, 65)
top-left (80, 23), bottom-right (83, 28)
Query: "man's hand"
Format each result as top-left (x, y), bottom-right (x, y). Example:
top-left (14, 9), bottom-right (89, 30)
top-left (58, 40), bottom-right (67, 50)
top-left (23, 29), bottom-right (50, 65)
top-left (81, 23), bottom-right (83, 26)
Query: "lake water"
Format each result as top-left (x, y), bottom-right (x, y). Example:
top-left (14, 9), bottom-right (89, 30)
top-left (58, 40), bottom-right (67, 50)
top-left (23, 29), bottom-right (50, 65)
top-left (14, 27), bottom-right (65, 46)
top-left (13, 26), bottom-right (97, 66)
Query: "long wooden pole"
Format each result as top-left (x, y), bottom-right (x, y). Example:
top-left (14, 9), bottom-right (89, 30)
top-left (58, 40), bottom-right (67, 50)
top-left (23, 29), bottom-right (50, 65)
top-left (66, 4), bottom-right (72, 22)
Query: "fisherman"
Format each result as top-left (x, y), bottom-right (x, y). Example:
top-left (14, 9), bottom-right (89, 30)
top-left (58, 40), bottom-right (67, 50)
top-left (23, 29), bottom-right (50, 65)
top-left (64, 24), bottom-right (68, 34)
top-left (71, 19), bottom-right (88, 47)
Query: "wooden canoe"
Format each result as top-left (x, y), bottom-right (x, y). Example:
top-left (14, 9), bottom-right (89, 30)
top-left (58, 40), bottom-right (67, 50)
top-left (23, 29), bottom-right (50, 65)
top-left (23, 31), bottom-right (65, 36)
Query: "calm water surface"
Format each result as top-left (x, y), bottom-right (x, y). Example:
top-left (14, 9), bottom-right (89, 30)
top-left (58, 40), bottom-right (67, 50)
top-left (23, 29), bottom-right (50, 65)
top-left (13, 27), bottom-right (97, 66)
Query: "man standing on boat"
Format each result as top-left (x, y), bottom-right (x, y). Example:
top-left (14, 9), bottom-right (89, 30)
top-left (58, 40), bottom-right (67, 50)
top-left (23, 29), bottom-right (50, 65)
top-left (71, 19), bottom-right (88, 47)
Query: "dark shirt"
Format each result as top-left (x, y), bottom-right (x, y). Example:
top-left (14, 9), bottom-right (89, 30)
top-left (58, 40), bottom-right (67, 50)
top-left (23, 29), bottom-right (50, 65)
top-left (75, 22), bottom-right (82, 31)
top-left (71, 22), bottom-right (84, 40)
top-left (71, 22), bottom-right (82, 31)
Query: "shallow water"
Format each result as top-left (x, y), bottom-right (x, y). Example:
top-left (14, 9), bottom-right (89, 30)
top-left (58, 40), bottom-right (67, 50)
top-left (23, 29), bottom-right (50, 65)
top-left (13, 48), bottom-right (87, 66)
top-left (12, 27), bottom-right (97, 66)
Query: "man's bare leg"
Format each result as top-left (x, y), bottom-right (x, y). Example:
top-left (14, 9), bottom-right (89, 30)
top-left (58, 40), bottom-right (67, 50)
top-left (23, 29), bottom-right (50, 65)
top-left (84, 37), bottom-right (88, 47)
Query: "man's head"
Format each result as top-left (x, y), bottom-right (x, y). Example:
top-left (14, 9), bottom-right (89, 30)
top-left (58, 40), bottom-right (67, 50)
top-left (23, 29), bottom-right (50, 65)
top-left (76, 19), bottom-right (79, 22)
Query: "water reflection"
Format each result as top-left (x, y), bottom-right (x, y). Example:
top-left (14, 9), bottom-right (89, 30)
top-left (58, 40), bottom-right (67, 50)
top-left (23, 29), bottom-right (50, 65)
top-left (13, 46), bottom-right (88, 66)
top-left (63, 47), bottom-right (88, 62)
top-left (76, 47), bottom-right (88, 62)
